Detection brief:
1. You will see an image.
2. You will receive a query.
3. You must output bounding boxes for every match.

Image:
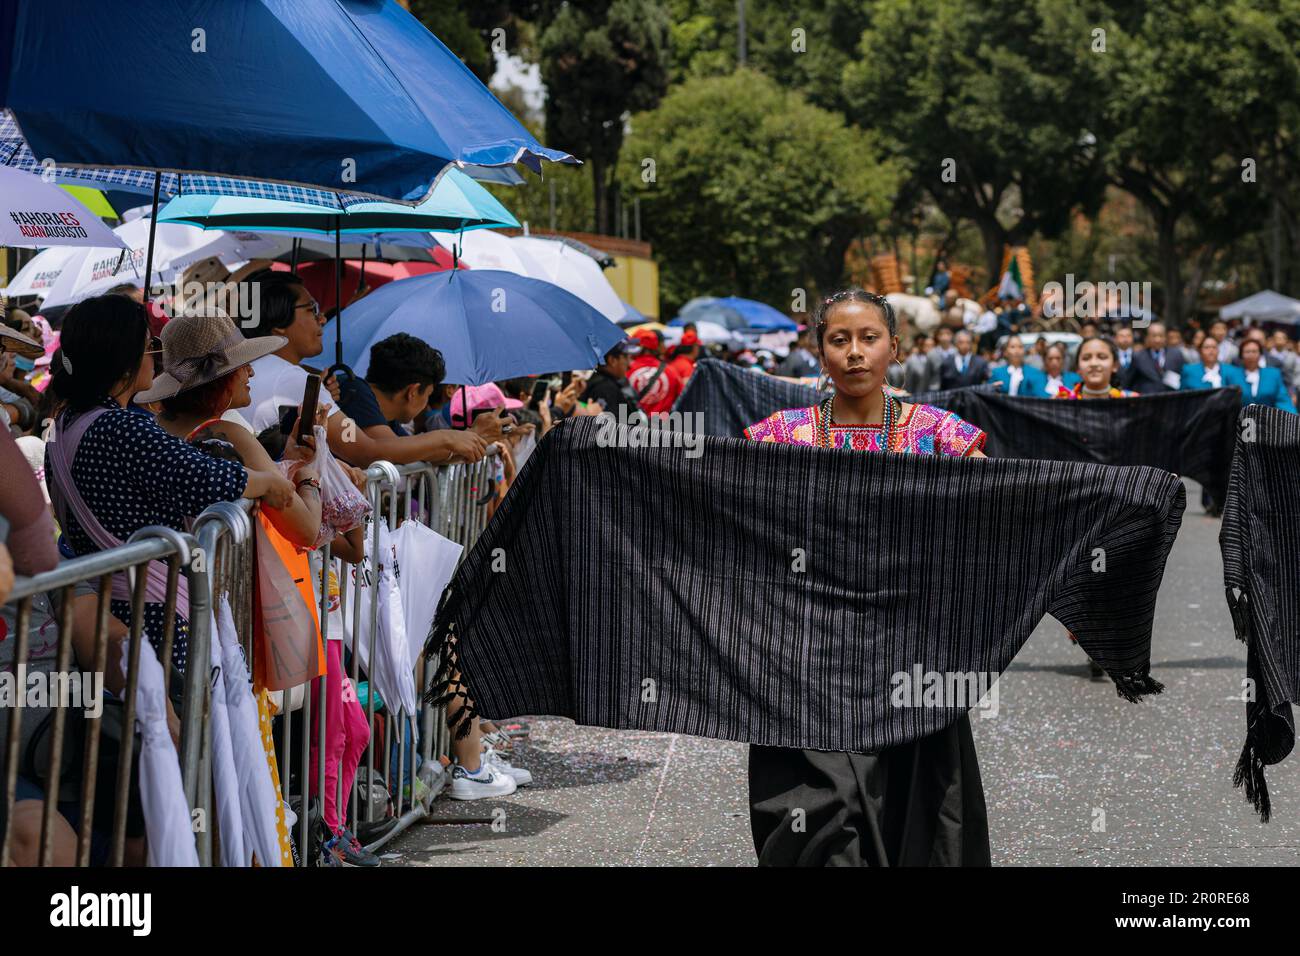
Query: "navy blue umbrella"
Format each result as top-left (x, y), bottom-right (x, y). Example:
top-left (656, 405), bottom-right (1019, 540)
top-left (322, 270), bottom-right (629, 386)
top-left (672, 296), bottom-right (799, 332)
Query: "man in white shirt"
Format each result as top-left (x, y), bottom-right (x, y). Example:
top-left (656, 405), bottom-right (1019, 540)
top-left (237, 271), bottom-right (507, 466)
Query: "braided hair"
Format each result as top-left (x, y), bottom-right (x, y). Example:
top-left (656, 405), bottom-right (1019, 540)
top-left (812, 288), bottom-right (897, 356)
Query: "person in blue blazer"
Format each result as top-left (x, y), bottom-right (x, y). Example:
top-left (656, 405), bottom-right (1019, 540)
top-left (1237, 338), bottom-right (1297, 412)
top-left (1182, 334), bottom-right (1246, 517)
top-left (989, 335), bottom-right (1048, 397)
top-left (1040, 342), bottom-right (1081, 396)
top-left (1180, 334), bottom-right (1246, 394)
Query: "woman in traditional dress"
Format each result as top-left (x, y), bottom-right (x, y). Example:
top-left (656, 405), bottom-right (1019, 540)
top-left (742, 289), bottom-right (990, 867)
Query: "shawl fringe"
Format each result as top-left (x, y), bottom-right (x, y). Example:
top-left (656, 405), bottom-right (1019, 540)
top-left (1224, 586), bottom-right (1251, 644)
top-left (1233, 735), bottom-right (1272, 823)
top-left (1111, 671), bottom-right (1165, 703)
top-left (423, 584), bottom-right (478, 740)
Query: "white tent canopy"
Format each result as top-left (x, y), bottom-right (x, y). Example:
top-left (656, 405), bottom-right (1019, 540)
top-left (1219, 289), bottom-right (1300, 325)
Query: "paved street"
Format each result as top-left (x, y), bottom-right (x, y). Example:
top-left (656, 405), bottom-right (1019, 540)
top-left (388, 478), bottom-right (1300, 866)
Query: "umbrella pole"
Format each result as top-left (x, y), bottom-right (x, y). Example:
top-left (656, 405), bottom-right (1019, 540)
top-left (289, 237), bottom-right (300, 276)
top-left (358, 244), bottom-right (367, 297)
top-left (141, 171), bottom-right (161, 306)
top-left (458, 384), bottom-right (467, 430)
top-left (334, 221), bottom-right (342, 367)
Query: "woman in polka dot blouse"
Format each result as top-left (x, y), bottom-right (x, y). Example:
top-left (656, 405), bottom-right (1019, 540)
top-left (44, 295), bottom-right (295, 674)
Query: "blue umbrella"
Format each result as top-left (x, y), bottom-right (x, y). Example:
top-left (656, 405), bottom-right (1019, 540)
top-left (0, 1), bottom-right (575, 200)
top-left (672, 296), bottom-right (799, 332)
top-left (322, 270), bottom-right (628, 386)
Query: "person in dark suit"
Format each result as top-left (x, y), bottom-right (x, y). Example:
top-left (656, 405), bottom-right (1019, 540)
top-left (1128, 322), bottom-right (1185, 394)
top-left (1113, 324), bottom-right (1137, 390)
top-left (939, 330), bottom-right (989, 390)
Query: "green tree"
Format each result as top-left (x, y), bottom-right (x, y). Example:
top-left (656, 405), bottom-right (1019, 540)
top-left (619, 69), bottom-right (900, 313)
top-left (1098, 0), bottom-right (1300, 322)
top-left (538, 0), bottom-right (672, 235)
top-left (841, 0), bottom-right (1110, 288)
top-left (406, 1), bottom-right (493, 80)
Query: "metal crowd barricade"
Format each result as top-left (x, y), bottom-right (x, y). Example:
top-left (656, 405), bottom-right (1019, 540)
top-left (331, 452), bottom-right (499, 856)
top-left (1, 447), bottom-right (502, 868)
top-left (1, 526), bottom-right (196, 867)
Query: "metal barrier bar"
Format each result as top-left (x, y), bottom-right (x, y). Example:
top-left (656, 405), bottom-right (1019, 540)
top-left (2, 529), bottom-right (196, 868)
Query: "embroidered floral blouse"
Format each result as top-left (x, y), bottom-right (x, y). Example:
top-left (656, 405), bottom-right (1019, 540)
top-left (1052, 383), bottom-right (1139, 400)
top-left (742, 402), bottom-right (986, 456)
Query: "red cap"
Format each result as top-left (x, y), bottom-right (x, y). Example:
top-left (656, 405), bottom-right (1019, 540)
top-left (681, 329), bottom-right (699, 347)
top-left (633, 329), bottom-right (661, 352)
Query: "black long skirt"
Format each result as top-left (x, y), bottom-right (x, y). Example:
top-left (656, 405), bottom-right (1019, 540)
top-left (748, 714), bottom-right (990, 867)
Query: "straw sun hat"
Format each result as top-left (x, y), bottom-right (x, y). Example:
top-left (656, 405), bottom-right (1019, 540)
top-left (135, 311), bottom-right (286, 403)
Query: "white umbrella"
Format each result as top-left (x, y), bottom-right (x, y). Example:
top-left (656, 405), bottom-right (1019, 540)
top-left (0, 166), bottom-right (127, 248)
top-left (207, 609), bottom-right (247, 868)
top-left (662, 320), bottom-right (742, 348)
top-left (39, 218), bottom-right (280, 309)
top-left (216, 597), bottom-right (282, 867)
top-left (1, 244), bottom-right (81, 299)
top-left (511, 236), bottom-right (625, 321)
top-left (130, 637), bottom-right (200, 867)
top-left (433, 227), bottom-right (545, 274)
top-left (433, 231), bottom-right (627, 322)
top-left (1220, 289), bottom-right (1300, 325)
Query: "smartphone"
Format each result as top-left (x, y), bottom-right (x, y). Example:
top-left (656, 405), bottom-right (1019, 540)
top-left (529, 378), bottom-right (551, 409)
top-left (298, 373), bottom-right (321, 442)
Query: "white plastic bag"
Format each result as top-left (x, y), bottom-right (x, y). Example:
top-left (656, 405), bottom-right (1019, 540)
top-left (301, 424), bottom-right (370, 547)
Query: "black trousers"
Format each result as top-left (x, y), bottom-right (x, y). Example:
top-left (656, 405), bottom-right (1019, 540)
top-left (748, 714), bottom-right (990, 867)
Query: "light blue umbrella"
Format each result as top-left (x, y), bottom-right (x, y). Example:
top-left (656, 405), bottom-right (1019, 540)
top-left (155, 168), bottom-right (518, 237)
top-left (159, 168), bottom-right (519, 364)
top-left (322, 270), bottom-right (628, 386)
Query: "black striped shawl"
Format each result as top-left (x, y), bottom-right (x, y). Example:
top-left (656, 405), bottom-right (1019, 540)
top-left (1221, 405), bottom-right (1300, 821)
top-left (426, 417), bottom-right (1184, 753)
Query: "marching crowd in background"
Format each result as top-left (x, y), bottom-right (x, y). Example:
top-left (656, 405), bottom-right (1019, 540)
top-left (1, 269), bottom-right (1296, 867)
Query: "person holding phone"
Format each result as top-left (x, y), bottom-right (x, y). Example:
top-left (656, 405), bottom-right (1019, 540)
top-left (236, 273), bottom-right (508, 469)
top-left (334, 334), bottom-right (511, 466)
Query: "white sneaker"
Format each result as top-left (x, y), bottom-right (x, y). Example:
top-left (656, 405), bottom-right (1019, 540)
top-left (483, 746), bottom-right (533, 787)
top-left (448, 762), bottom-right (517, 800)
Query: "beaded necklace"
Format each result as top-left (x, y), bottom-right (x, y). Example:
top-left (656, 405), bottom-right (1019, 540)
top-left (817, 389), bottom-right (898, 451)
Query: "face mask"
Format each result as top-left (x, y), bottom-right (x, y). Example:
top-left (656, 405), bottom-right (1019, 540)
top-left (14, 356), bottom-right (36, 372)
